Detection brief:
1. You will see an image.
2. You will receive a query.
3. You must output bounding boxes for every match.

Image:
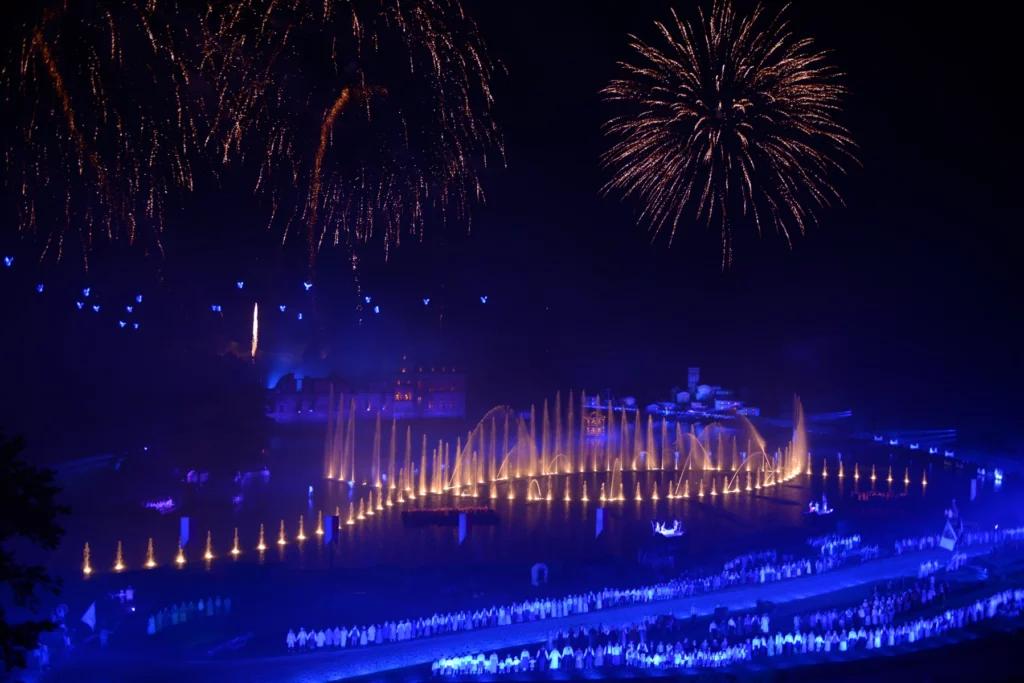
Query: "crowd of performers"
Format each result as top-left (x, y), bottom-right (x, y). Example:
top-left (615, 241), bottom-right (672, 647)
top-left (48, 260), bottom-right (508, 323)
top-left (894, 527), bottom-right (1024, 555)
top-left (146, 596), bottom-right (231, 635)
top-left (282, 526), bottom-right (1024, 656)
top-left (807, 534), bottom-right (863, 556)
top-left (430, 582), bottom-right (1024, 675)
top-left (284, 547), bottom-right (859, 653)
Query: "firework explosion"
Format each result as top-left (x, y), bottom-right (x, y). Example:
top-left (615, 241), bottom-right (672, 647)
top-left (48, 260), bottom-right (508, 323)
top-left (601, 0), bottom-right (856, 266)
top-left (2, 1), bottom-right (502, 268)
top-left (200, 0), bottom-right (504, 270)
top-left (0, 1), bottom-right (205, 265)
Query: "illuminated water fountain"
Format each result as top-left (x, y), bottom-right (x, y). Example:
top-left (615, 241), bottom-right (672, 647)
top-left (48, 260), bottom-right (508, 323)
top-left (904, 467), bottom-right (910, 485)
top-left (82, 543), bottom-right (92, 576)
top-left (257, 524), bottom-right (266, 551)
top-left (145, 538), bottom-right (156, 568)
top-left (204, 531), bottom-right (214, 560)
top-left (277, 521), bottom-right (286, 546)
top-left (887, 466), bottom-right (893, 484)
top-left (175, 540), bottom-right (186, 567)
top-left (232, 528), bottom-right (241, 556)
top-left (114, 541), bottom-right (124, 572)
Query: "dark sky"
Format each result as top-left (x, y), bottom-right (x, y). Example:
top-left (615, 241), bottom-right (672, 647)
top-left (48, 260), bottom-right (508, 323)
top-left (2, 0), bottom-right (1020, 454)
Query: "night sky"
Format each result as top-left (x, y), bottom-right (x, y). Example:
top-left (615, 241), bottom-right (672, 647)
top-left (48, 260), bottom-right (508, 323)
top-left (1, 1), bottom-right (1019, 456)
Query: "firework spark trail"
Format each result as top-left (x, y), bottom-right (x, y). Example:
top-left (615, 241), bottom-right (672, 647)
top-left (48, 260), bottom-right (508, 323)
top-left (308, 87), bottom-right (352, 268)
top-left (251, 302), bottom-right (259, 360)
top-left (601, 0), bottom-right (856, 268)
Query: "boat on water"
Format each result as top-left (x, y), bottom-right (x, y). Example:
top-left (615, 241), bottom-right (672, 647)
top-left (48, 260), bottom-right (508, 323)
top-left (651, 520), bottom-right (686, 538)
top-left (803, 494), bottom-right (834, 516)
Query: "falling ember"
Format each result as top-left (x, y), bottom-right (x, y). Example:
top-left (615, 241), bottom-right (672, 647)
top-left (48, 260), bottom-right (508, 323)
top-left (114, 541), bottom-right (124, 572)
top-left (83, 543), bottom-right (92, 576)
top-left (251, 303), bottom-right (259, 360)
top-left (145, 538), bottom-right (156, 568)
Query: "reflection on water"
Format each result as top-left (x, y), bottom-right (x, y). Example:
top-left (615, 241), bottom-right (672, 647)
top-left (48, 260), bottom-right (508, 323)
top-left (59, 452), bottom-right (997, 577)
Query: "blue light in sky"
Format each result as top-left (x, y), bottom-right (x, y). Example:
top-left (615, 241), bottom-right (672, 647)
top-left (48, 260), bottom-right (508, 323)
top-left (119, 321), bottom-right (126, 328)
top-left (279, 305), bottom-right (286, 312)
top-left (133, 323), bottom-right (139, 329)
top-left (92, 305), bottom-right (100, 313)
top-left (297, 313), bottom-right (303, 320)
top-left (423, 298), bottom-right (430, 305)
top-left (303, 282), bottom-right (313, 291)
top-left (126, 306), bottom-right (133, 313)
top-left (365, 296), bottom-right (371, 303)
top-left (236, 281), bottom-right (244, 289)
top-left (76, 302), bottom-right (84, 310)
top-left (374, 305), bottom-right (380, 314)
top-left (2, 256), bottom-right (12, 267)
top-left (83, 287), bottom-right (91, 297)
top-left (36, 284), bottom-right (44, 293)
top-left (136, 295), bottom-right (143, 303)
top-left (211, 305), bottom-right (222, 312)
top-left (480, 296), bottom-right (488, 303)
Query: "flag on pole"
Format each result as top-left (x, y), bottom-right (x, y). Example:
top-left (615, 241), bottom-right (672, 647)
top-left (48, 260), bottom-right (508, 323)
top-left (81, 602), bottom-right (97, 631)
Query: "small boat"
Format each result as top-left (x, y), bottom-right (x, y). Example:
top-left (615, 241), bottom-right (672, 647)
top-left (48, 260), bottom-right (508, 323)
top-left (802, 494), bottom-right (834, 516)
top-left (651, 520), bottom-right (686, 538)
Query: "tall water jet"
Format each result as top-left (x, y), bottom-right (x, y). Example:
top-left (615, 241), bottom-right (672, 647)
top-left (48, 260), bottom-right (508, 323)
top-left (526, 479), bottom-right (543, 501)
top-left (258, 524), bottom-right (266, 550)
top-left (489, 417), bottom-right (498, 482)
top-left (316, 510), bottom-right (324, 536)
top-left (922, 470), bottom-right (928, 486)
top-left (822, 461), bottom-right (828, 478)
top-left (372, 413), bottom-right (382, 488)
top-left (175, 540), bottom-right (185, 567)
top-left (839, 462), bottom-right (845, 478)
top-left (582, 480), bottom-right (589, 502)
top-left (545, 478), bottom-right (552, 501)
top-left (344, 397), bottom-right (357, 482)
top-left (420, 437), bottom-right (428, 495)
top-left (652, 481), bottom-right (660, 500)
top-left (683, 479), bottom-right (691, 498)
top-left (746, 468), bottom-right (753, 490)
top-left (346, 502), bottom-right (355, 525)
top-left (564, 479), bottom-right (572, 502)
top-left (554, 392), bottom-right (564, 473)
top-left (503, 413), bottom-right (511, 479)
top-left (599, 482), bottom-right (607, 502)
top-left (610, 459), bottom-right (624, 501)
top-left (854, 463), bottom-right (861, 480)
top-left (146, 538), bottom-right (156, 568)
top-left (904, 467), bottom-right (910, 485)
top-left (388, 420), bottom-right (397, 489)
top-left (366, 491), bottom-right (375, 516)
top-left (791, 395), bottom-right (809, 478)
top-left (635, 481), bottom-right (643, 501)
top-left (887, 466), bottom-right (893, 484)
top-left (114, 541), bottom-right (124, 572)
top-left (632, 410), bottom-right (642, 469)
top-left (232, 528), bottom-right (240, 556)
top-left (566, 391), bottom-right (575, 473)
top-left (204, 531), bottom-right (214, 560)
top-left (698, 479), bottom-right (705, 498)
top-left (297, 515), bottom-right (307, 539)
top-left (870, 464), bottom-right (877, 482)
top-left (386, 486), bottom-right (394, 507)
top-left (645, 416), bottom-right (655, 470)
top-left (277, 520), bottom-right (286, 545)
top-left (397, 487), bottom-right (405, 504)
top-left (711, 478), bottom-right (718, 496)
top-left (490, 481), bottom-right (498, 499)
top-left (541, 399), bottom-right (551, 477)
top-left (357, 498), bottom-right (366, 520)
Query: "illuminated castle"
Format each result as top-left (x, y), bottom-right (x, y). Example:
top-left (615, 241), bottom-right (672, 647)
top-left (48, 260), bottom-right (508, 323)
top-left (268, 358), bottom-right (465, 424)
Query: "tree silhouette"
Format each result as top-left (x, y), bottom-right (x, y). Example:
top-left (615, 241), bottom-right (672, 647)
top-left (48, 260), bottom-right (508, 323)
top-left (0, 433), bottom-right (70, 671)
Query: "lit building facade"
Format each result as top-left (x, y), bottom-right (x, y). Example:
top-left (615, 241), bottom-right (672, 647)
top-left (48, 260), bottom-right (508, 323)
top-left (268, 361), bottom-right (466, 424)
